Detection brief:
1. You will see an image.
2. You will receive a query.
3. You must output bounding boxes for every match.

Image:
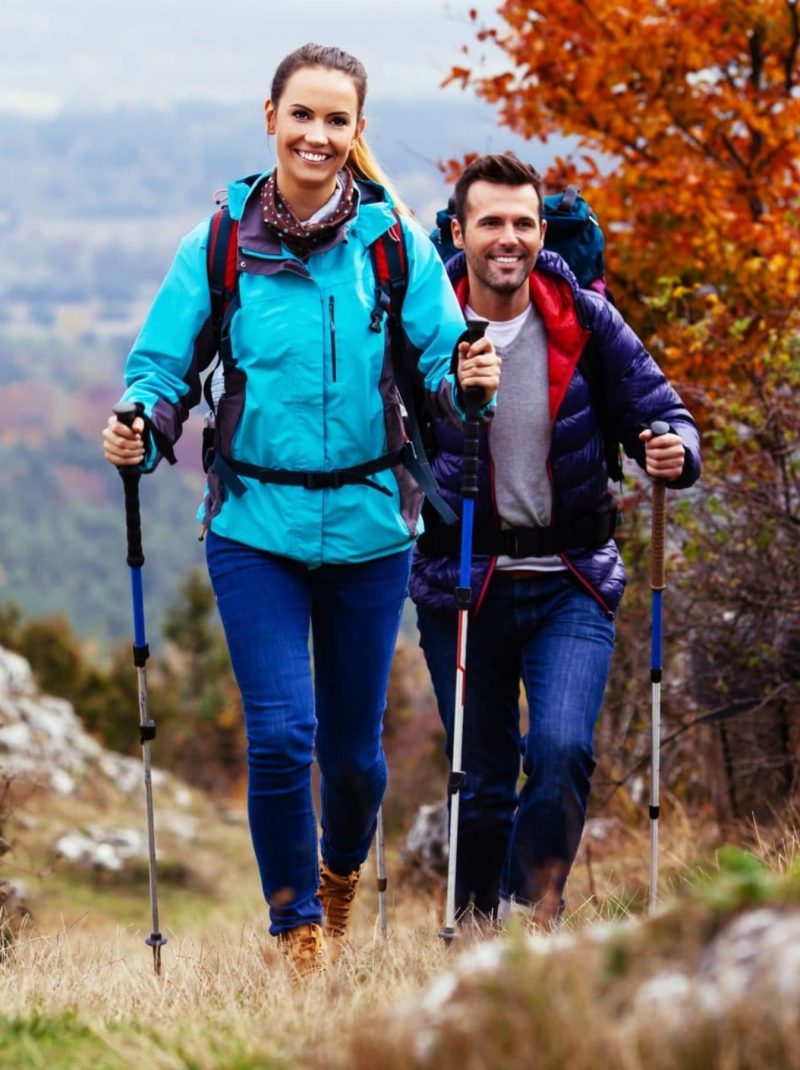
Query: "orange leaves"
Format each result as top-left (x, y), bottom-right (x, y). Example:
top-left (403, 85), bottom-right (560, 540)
top-left (439, 152), bottom-right (481, 184)
top-left (443, 0), bottom-right (800, 447)
top-left (443, 66), bottom-right (473, 90)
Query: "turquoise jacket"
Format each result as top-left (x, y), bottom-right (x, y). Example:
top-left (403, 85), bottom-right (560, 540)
top-left (120, 173), bottom-right (470, 568)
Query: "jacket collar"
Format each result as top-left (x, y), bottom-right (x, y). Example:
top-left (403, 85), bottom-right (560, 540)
top-left (228, 171), bottom-right (399, 259)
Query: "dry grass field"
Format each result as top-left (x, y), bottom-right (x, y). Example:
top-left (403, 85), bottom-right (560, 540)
top-left (2, 771), bottom-right (798, 1069)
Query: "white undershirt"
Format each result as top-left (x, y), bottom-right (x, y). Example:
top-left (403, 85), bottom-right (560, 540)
top-left (466, 302), bottom-right (530, 349)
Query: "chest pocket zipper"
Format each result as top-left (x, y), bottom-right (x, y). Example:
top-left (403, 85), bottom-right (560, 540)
top-left (329, 295), bottom-right (337, 382)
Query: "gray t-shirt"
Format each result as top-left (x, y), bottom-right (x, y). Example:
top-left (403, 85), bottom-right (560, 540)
top-left (470, 305), bottom-right (564, 572)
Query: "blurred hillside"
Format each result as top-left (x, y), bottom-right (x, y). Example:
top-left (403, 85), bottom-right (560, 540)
top-left (0, 99), bottom-right (537, 642)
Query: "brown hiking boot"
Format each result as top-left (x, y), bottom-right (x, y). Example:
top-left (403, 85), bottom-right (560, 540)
top-left (276, 922), bottom-right (326, 983)
top-left (318, 861), bottom-right (362, 952)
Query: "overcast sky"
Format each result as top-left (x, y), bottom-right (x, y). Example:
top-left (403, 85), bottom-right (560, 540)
top-left (1, 0), bottom-right (506, 115)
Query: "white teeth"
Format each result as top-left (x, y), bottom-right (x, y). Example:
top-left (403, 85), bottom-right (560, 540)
top-left (298, 151), bottom-right (328, 162)
top-left (494, 256), bottom-right (520, 263)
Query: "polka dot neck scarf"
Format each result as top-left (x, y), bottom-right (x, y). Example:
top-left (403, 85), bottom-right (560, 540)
top-left (260, 169), bottom-right (356, 259)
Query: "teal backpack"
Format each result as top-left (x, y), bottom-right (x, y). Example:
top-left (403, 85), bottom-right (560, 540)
top-left (541, 185), bottom-right (606, 290)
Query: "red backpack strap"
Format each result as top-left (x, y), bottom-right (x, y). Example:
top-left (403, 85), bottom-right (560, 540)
top-left (369, 213), bottom-right (457, 526)
top-left (203, 207), bottom-right (240, 413)
top-left (207, 206), bottom-right (240, 346)
top-left (369, 213), bottom-right (408, 331)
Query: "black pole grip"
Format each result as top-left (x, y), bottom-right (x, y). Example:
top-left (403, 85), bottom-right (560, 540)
top-left (113, 402), bottom-right (145, 569)
top-left (650, 421), bottom-right (669, 591)
top-left (461, 319), bottom-right (488, 499)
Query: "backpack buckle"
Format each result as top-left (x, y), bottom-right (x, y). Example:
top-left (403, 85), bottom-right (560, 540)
top-left (303, 471), bottom-right (343, 490)
top-left (369, 288), bottom-right (392, 332)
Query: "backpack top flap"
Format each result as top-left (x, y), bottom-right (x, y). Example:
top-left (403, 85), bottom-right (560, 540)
top-left (543, 186), bottom-right (605, 288)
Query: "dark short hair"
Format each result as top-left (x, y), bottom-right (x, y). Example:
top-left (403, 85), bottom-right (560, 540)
top-left (453, 152), bottom-right (544, 227)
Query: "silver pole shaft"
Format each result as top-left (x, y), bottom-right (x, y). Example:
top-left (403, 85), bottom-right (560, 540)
top-left (443, 606), bottom-right (469, 933)
top-left (376, 805), bottom-right (388, 938)
top-left (138, 666), bottom-right (162, 966)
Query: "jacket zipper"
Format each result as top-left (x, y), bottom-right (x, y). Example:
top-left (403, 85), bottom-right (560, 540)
top-left (546, 455), bottom-right (615, 617)
top-left (329, 296), bottom-right (337, 382)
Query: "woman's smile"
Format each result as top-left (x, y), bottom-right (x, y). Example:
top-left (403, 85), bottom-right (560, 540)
top-left (265, 66), bottom-right (365, 217)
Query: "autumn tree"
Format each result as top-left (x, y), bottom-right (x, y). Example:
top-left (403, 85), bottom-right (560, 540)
top-left (449, 0), bottom-right (800, 819)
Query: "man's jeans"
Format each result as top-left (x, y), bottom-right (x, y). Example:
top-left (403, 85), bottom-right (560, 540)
top-left (417, 569), bottom-right (615, 917)
top-left (206, 530), bottom-right (410, 935)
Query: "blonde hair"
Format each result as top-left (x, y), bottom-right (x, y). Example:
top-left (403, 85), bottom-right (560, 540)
top-left (271, 42), bottom-right (410, 217)
top-left (347, 139), bottom-right (410, 217)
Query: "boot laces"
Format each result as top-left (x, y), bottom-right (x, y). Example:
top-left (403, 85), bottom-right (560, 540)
top-left (320, 865), bottom-right (361, 938)
top-left (277, 923), bottom-right (324, 979)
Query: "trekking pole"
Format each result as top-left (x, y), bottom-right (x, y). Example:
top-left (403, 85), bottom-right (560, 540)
top-left (648, 419), bottom-right (670, 915)
top-left (375, 804), bottom-right (388, 938)
top-left (113, 401), bottom-right (167, 975)
top-left (439, 318), bottom-right (488, 945)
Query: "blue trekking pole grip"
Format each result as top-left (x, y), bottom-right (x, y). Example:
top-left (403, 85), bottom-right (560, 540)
top-left (440, 317), bottom-right (488, 945)
top-left (112, 400), bottom-right (167, 974)
top-left (648, 419), bottom-right (669, 914)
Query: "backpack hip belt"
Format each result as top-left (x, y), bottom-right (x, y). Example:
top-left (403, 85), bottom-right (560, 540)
top-left (416, 508), bottom-right (618, 558)
top-left (211, 445), bottom-right (413, 499)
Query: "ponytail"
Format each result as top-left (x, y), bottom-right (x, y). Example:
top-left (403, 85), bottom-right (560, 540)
top-left (348, 137), bottom-right (411, 218)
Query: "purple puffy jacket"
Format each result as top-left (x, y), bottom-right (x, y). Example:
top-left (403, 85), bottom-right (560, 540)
top-left (409, 250), bottom-right (701, 617)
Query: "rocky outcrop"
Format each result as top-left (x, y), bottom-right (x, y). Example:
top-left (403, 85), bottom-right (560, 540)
top-left (349, 899), bottom-right (800, 1069)
top-left (0, 645), bottom-right (210, 918)
top-left (0, 646), bottom-right (187, 803)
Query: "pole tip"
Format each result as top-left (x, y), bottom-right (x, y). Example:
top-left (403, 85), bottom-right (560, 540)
top-left (147, 932), bottom-right (167, 976)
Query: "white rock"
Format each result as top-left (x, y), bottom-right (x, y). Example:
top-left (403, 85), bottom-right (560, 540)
top-left (701, 908), bottom-right (800, 1004)
top-left (402, 800), bottom-right (448, 875)
top-left (50, 768), bottom-right (76, 795)
top-left (173, 785), bottom-right (192, 808)
top-left (164, 814), bottom-right (197, 841)
top-left (55, 832), bottom-right (95, 864)
top-left (0, 649), bottom-right (36, 696)
top-left (0, 722), bottom-right (33, 751)
top-left (55, 825), bottom-right (146, 871)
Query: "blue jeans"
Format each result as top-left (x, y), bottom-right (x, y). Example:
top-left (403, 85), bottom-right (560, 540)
top-left (417, 570), bottom-right (615, 917)
top-left (206, 530), bottom-right (411, 935)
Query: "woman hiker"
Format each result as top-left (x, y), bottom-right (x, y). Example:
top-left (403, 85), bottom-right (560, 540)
top-left (102, 42), bottom-right (500, 980)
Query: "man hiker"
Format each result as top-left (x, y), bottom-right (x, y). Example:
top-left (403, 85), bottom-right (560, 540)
top-left (411, 152), bottom-right (701, 926)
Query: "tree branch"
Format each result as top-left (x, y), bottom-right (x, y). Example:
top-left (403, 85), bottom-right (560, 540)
top-left (784, 0), bottom-right (800, 93)
top-left (599, 683), bottom-right (795, 803)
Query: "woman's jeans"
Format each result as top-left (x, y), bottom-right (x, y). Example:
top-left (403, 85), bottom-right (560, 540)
top-left (206, 530), bottom-right (411, 935)
top-left (417, 570), bottom-right (615, 917)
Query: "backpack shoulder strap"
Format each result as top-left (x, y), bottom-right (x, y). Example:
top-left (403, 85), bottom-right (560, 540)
top-left (207, 206), bottom-right (240, 347)
top-left (369, 215), bottom-right (457, 525)
top-left (204, 206), bottom-right (240, 409)
top-left (369, 216), bottom-right (408, 329)
top-left (576, 293), bottom-right (623, 484)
